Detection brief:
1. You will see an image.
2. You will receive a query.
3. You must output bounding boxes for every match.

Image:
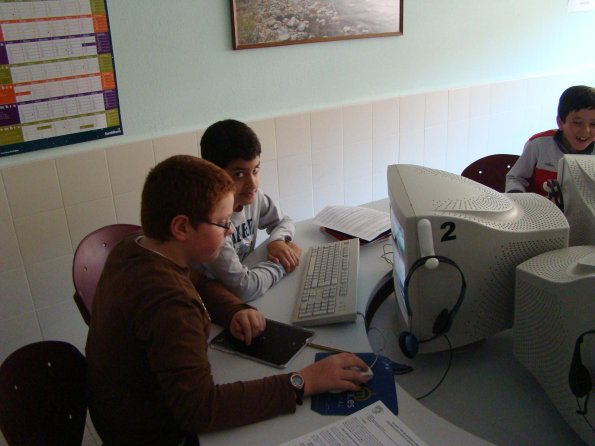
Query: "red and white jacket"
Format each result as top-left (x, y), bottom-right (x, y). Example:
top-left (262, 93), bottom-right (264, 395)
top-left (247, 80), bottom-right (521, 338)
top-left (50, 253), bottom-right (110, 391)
top-left (505, 130), bottom-right (594, 196)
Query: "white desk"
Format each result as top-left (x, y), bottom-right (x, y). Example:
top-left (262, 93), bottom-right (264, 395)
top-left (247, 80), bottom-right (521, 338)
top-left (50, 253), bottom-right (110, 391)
top-left (201, 200), bottom-right (495, 446)
top-left (368, 299), bottom-right (588, 446)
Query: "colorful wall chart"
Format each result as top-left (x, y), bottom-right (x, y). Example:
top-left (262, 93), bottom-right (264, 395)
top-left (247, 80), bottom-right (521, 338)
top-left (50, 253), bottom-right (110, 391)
top-left (0, 0), bottom-right (122, 157)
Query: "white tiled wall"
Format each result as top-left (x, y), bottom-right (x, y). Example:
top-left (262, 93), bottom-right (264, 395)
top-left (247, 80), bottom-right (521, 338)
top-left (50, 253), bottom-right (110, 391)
top-left (0, 69), bottom-right (594, 445)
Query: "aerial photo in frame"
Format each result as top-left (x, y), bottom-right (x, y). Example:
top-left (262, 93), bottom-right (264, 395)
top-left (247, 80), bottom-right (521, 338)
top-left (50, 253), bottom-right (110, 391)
top-left (231, 0), bottom-right (403, 49)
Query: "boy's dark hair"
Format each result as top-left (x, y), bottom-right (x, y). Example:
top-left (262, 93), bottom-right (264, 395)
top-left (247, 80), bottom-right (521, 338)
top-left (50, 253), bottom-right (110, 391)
top-left (200, 119), bottom-right (261, 168)
top-left (141, 155), bottom-right (234, 241)
top-left (557, 85), bottom-right (595, 122)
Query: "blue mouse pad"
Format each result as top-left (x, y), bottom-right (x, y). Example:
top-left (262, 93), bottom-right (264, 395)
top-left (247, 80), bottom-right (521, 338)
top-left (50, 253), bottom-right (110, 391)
top-left (311, 352), bottom-right (398, 416)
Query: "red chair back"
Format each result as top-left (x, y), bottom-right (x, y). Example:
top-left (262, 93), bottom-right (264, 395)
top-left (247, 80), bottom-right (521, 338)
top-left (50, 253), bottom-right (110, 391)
top-left (461, 154), bottom-right (520, 193)
top-left (72, 224), bottom-right (141, 325)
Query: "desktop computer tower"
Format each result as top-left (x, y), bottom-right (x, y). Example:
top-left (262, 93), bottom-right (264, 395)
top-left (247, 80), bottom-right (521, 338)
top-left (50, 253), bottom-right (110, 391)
top-left (513, 245), bottom-right (595, 445)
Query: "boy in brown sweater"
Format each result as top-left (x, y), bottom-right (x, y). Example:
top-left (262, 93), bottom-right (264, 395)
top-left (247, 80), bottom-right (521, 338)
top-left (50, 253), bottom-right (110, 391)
top-left (85, 155), bottom-right (370, 446)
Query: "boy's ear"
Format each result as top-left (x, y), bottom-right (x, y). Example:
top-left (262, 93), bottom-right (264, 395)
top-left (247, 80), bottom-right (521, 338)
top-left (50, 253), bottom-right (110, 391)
top-left (170, 214), bottom-right (192, 241)
top-left (556, 116), bottom-right (564, 129)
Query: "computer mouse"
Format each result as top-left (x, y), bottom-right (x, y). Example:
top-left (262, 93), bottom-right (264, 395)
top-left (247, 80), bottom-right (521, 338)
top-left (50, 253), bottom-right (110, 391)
top-left (354, 366), bottom-right (374, 379)
top-left (328, 367), bottom-right (373, 393)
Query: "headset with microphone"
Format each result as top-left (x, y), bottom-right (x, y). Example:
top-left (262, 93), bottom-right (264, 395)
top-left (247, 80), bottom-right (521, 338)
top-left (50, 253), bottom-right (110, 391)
top-left (398, 255), bottom-right (466, 359)
top-left (569, 330), bottom-right (594, 417)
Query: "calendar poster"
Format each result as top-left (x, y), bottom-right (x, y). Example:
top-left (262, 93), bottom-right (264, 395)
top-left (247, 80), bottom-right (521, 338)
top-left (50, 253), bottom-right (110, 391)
top-left (0, 0), bottom-right (122, 157)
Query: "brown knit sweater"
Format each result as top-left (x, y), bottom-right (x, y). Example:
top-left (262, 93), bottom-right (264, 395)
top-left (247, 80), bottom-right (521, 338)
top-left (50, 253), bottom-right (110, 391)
top-left (86, 234), bottom-right (296, 446)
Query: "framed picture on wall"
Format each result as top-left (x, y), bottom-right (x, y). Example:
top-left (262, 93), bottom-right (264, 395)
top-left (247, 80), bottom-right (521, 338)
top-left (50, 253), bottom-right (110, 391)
top-left (230, 0), bottom-right (403, 50)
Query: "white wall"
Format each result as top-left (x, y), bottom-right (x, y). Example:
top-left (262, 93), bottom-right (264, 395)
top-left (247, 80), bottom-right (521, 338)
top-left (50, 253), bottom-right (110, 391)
top-left (1, 0), bottom-right (594, 168)
top-left (2, 68), bottom-right (595, 367)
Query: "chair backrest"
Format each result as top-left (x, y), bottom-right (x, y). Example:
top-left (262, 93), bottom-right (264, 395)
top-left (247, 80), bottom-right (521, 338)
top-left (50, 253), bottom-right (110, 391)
top-left (461, 154), bottom-right (520, 193)
top-left (72, 223), bottom-right (141, 325)
top-left (0, 341), bottom-right (87, 446)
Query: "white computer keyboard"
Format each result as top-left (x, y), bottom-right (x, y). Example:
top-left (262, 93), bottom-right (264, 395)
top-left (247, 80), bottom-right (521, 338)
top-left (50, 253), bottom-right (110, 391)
top-left (291, 238), bottom-right (359, 327)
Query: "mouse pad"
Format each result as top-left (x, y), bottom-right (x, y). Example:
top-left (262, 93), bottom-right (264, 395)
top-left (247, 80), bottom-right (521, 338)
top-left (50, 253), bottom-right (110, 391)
top-left (311, 353), bottom-right (398, 416)
top-left (209, 318), bottom-right (315, 369)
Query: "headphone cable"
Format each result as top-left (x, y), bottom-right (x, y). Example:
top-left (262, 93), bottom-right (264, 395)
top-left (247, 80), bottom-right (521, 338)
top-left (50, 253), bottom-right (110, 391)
top-left (576, 393), bottom-right (595, 432)
top-left (577, 391), bottom-right (590, 416)
top-left (416, 334), bottom-right (453, 401)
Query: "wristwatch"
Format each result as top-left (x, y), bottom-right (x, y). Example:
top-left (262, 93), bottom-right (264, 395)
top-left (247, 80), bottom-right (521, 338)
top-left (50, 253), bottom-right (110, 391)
top-left (289, 373), bottom-right (305, 405)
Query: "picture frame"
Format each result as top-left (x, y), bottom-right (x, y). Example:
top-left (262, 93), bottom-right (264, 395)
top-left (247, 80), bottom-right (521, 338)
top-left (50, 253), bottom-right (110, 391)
top-left (230, 0), bottom-right (403, 50)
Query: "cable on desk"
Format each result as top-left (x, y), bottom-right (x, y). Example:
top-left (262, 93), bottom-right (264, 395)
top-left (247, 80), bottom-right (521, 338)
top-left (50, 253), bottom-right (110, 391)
top-left (415, 334), bottom-right (453, 401)
top-left (576, 394), bottom-right (595, 432)
top-left (364, 273), bottom-right (414, 375)
top-left (391, 360), bottom-right (413, 375)
top-left (367, 326), bottom-right (386, 353)
top-left (381, 244), bottom-right (393, 266)
top-left (368, 353), bottom-right (379, 369)
top-left (367, 326), bottom-right (413, 375)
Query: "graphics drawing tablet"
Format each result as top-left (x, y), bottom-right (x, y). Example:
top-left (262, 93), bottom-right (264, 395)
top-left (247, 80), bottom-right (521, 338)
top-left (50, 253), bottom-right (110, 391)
top-left (209, 318), bottom-right (315, 369)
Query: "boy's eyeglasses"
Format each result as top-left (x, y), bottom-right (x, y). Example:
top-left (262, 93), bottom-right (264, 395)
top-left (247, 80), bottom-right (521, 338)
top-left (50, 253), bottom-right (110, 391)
top-left (205, 221), bottom-right (232, 231)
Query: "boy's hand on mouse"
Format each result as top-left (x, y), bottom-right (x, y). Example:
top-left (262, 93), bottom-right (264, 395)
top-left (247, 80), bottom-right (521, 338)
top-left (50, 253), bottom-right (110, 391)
top-left (298, 353), bottom-right (372, 396)
top-left (267, 240), bottom-right (301, 273)
top-left (229, 309), bottom-right (266, 346)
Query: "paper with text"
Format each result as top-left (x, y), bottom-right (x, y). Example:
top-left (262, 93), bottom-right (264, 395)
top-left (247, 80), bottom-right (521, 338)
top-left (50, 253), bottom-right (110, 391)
top-left (279, 401), bottom-right (428, 446)
top-left (314, 205), bottom-right (391, 242)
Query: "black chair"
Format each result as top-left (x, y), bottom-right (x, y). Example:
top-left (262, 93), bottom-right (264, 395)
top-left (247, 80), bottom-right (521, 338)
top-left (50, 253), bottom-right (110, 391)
top-left (0, 341), bottom-right (87, 446)
top-left (461, 154), bottom-right (520, 193)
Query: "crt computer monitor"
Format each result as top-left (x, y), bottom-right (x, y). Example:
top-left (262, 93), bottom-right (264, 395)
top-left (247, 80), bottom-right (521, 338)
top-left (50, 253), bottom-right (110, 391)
top-left (513, 245), bottom-right (595, 445)
top-left (557, 154), bottom-right (595, 246)
top-left (387, 164), bottom-right (569, 354)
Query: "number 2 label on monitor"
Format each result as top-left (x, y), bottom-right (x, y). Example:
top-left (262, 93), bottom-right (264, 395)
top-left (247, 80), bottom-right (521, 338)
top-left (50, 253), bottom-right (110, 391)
top-left (440, 222), bottom-right (456, 242)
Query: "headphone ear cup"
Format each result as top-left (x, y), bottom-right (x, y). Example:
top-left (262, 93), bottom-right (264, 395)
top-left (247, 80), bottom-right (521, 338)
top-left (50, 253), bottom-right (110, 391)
top-left (569, 362), bottom-right (592, 398)
top-left (432, 309), bottom-right (450, 335)
top-left (399, 331), bottom-right (419, 359)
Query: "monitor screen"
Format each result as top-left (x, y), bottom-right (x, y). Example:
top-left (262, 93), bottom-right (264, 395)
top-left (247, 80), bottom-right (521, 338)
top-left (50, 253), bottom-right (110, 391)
top-left (389, 206), bottom-right (407, 318)
top-left (557, 154), bottom-right (595, 246)
top-left (387, 164), bottom-right (569, 353)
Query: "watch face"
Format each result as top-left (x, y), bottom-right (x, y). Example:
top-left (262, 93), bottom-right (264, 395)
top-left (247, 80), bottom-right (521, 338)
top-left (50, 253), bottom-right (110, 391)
top-left (290, 373), bottom-right (304, 389)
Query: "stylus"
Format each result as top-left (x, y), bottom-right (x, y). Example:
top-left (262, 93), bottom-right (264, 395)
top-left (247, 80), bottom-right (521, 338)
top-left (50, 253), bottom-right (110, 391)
top-left (307, 343), bottom-right (350, 354)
